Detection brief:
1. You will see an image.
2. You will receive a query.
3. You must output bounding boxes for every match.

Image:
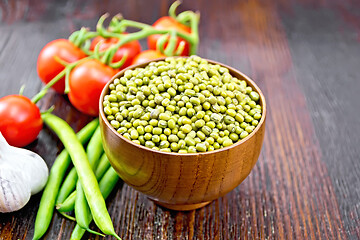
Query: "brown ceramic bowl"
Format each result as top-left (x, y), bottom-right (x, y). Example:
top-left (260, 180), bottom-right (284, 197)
top-left (99, 58), bottom-right (266, 211)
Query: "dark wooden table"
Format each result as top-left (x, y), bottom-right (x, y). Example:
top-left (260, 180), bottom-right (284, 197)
top-left (1, 0), bottom-right (359, 239)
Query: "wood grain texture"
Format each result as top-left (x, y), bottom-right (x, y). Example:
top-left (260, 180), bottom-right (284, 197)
top-left (0, 0), bottom-right (359, 239)
top-left (279, 3), bottom-right (360, 239)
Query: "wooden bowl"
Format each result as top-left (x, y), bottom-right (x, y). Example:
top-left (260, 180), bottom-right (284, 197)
top-left (99, 58), bottom-right (266, 211)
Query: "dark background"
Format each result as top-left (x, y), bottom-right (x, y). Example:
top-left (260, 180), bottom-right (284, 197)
top-left (0, 0), bottom-right (359, 239)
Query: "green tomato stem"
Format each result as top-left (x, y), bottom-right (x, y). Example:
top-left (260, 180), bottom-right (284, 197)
top-left (109, 52), bottom-right (128, 69)
top-left (18, 84), bottom-right (26, 96)
top-left (68, 31), bottom-right (79, 44)
top-left (176, 11), bottom-right (194, 25)
top-left (84, 31), bottom-right (98, 40)
top-left (31, 68), bottom-right (66, 103)
top-left (81, 39), bottom-right (92, 55)
top-left (40, 106), bottom-right (55, 116)
top-left (54, 55), bottom-right (70, 67)
top-left (156, 33), bottom-right (169, 53)
top-left (33, 1), bottom-right (199, 104)
top-left (96, 13), bottom-right (110, 37)
top-left (175, 41), bottom-right (186, 56)
top-left (164, 30), bottom-right (178, 56)
top-left (97, 18), bottom-right (195, 59)
top-left (168, 0), bottom-right (182, 20)
top-left (69, 27), bottom-right (98, 52)
top-left (32, 56), bottom-right (92, 104)
top-left (100, 46), bottom-right (114, 65)
top-left (73, 27), bottom-right (87, 48)
top-left (64, 67), bottom-right (71, 94)
top-left (108, 14), bottom-right (124, 33)
top-left (71, 1), bottom-right (199, 66)
top-left (63, 57), bottom-right (92, 94)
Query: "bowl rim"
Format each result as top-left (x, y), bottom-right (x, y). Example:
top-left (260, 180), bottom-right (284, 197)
top-left (99, 57), bottom-right (266, 156)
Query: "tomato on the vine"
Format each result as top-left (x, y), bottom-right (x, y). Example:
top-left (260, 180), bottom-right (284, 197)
top-left (148, 16), bottom-right (191, 56)
top-left (0, 95), bottom-right (43, 147)
top-left (90, 36), bottom-right (141, 70)
top-left (68, 59), bottom-right (116, 116)
top-left (131, 50), bottom-right (165, 65)
top-left (37, 39), bottom-right (87, 94)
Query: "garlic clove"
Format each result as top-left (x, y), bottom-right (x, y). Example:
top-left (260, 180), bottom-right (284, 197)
top-left (0, 165), bottom-right (31, 213)
top-left (0, 132), bottom-right (48, 213)
top-left (11, 147), bottom-right (49, 195)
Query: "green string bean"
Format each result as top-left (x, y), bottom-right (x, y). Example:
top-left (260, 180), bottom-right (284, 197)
top-left (42, 113), bottom-right (121, 240)
top-left (95, 154), bottom-right (111, 180)
top-left (75, 181), bottom-right (105, 237)
top-left (74, 126), bottom-right (105, 234)
top-left (32, 118), bottom-right (99, 240)
top-left (56, 167), bottom-right (78, 204)
top-left (57, 126), bottom-right (104, 205)
top-left (70, 166), bottom-right (120, 240)
top-left (56, 190), bottom-right (76, 213)
top-left (57, 153), bottom-right (111, 213)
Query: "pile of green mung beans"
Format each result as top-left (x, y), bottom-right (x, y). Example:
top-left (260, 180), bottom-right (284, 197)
top-left (103, 56), bottom-right (262, 153)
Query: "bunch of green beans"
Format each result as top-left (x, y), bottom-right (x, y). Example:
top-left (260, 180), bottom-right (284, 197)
top-left (33, 118), bottom-right (98, 240)
top-left (33, 114), bottom-right (121, 240)
top-left (74, 126), bottom-right (104, 235)
top-left (56, 154), bottom-right (111, 213)
top-left (55, 128), bottom-right (107, 215)
top-left (71, 167), bottom-right (119, 240)
top-left (103, 55), bottom-right (262, 153)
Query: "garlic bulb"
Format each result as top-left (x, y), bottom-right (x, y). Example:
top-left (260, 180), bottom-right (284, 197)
top-left (0, 132), bottom-right (48, 213)
top-left (0, 166), bottom-right (31, 212)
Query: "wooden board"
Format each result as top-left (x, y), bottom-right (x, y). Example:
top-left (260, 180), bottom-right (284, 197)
top-left (0, 0), bottom-right (359, 239)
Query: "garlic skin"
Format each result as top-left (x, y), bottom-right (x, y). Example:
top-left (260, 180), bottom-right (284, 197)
top-left (0, 132), bottom-right (49, 213)
top-left (0, 166), bottom-right (31, 213)
top-left (7, 147), bottom-right (49, 195)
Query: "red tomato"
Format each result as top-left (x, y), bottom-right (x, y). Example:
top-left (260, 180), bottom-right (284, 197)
top-left (148, 16), bottom-right (191, 56)
top-left (90, 36), bottom-right (141, 70)
top-left (0, 95), bottom-right (43, 147)
top-left (131, 50), bottom-right (165, 65)
top-left (68, 59), bottom-right (116, 116)
top-left (37, 39), bottom-right (87, 94)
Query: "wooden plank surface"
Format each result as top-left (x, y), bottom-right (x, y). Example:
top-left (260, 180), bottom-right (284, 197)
top-left (0, 0), bottom-right (359, 239)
